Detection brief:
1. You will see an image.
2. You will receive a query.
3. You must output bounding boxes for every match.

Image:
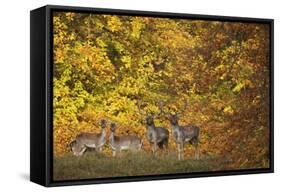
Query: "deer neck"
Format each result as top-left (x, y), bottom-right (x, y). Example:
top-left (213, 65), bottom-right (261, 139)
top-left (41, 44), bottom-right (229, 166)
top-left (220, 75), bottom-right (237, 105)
top-left (109, 131), bottom-right (115, 147)
top-left (101, 128), bottom-right (106, 138)
top-left (146, 122), bottom-right (156, 130)
top-left (171, 122), bottom-right (180, 130)
top-left (109, 131), bottom-right (114, 139)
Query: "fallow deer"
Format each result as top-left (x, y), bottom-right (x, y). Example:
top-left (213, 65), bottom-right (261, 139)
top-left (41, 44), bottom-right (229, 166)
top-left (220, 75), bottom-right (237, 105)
top-left (138, 101), bottom-right (169, 155)
top-left (161, 101), bottom-right (200, 160)
top-left (109, 122), bottom-right (143, 157)
top-left (70, 119), bottom-right (107, 156)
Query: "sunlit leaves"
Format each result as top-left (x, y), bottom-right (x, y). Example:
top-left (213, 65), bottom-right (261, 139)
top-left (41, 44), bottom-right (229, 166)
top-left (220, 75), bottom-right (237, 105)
top-left (52, 12), bottom-right (270, 169)
top-left (131, 17), bottom-right (144, 39)
top-left (107, 16), bottom-right (122, 32)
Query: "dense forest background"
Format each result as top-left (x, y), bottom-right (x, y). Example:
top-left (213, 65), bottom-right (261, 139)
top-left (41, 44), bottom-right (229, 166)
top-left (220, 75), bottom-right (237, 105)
top-left (53, 12), bottom-right (270, 169)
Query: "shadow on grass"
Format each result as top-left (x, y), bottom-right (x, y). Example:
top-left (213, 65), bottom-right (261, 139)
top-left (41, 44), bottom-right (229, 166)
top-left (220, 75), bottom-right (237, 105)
top-left (19, 173), bottom-right (29, 181)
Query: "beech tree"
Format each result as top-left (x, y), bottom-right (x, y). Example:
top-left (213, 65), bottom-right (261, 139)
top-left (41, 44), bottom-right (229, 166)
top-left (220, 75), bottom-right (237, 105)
top-left (53, 12), bottom-right (270, 169)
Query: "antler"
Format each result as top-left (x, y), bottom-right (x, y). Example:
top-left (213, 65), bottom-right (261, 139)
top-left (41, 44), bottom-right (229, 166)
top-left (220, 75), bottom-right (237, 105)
top-left (156, 100), bottom-right (165, 116)
top-left (137, 100), bottom-right (146, 116)
top-left (156, 100), bottom-right (173, 117)
top-left (177, 100), bottom-right (188, 116)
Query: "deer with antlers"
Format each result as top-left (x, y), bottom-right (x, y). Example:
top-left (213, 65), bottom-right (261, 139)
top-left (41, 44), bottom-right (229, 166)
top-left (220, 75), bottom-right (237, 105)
top-left (137, 101), bottom-right (169, 156)
top-left (160, 101), bottom-right (200, 160)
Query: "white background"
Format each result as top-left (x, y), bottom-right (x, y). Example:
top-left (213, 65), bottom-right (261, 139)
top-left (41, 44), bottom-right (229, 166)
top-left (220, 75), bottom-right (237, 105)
top-left (0, 0), bottom-right (279, 191)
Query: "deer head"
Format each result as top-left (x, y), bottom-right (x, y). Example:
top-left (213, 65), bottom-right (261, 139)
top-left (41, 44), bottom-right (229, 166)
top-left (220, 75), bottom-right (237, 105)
top-left (110, 122), bottom-right (116, 132)
top-left (99, 119), bottom-right (107, 129)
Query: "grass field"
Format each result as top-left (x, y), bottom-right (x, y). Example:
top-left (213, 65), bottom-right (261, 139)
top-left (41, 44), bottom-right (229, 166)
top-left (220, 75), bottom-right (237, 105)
top-left (53, 151), bottom-right (224, 181)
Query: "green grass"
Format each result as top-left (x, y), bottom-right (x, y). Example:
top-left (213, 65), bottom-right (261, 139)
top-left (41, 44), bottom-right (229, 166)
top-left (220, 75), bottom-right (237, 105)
top-left (53, 151), bottom-right (220, 181)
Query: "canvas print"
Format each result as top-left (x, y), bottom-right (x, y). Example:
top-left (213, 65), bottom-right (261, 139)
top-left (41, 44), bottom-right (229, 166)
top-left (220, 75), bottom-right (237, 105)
top-left (52, 11), bottom-right (271, 181)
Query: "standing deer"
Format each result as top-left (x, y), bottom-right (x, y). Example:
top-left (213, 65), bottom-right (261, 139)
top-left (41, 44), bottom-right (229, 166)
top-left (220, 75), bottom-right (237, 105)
top-left (161, 101), bottom-right (200, 160)
top-left (138, 101), bottom-right (169, 155)
top-left (69, 119), bottom-right (107, 156)
top-left (109, 122), bottom-right (143, 157)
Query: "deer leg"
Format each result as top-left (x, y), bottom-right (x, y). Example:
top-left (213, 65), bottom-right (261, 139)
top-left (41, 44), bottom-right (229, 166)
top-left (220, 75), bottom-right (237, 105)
top-left (152, 134), bottom-right (157, 156)
top-left (139, 140), bottom-right (143, 151)
top-left (112, 150), bottom-right (116, 157)
top-left (78, 146), bottom-right (87, 156)
top-left (164, 139), bottom-right (169, 155)
top-left (98, 146), bottom-right (103, 152)
top-left (195, 142), bottom-right (199, 160)
top-left (153, 142), bottom-right (157, 156)
top-left (180, 142), bottom-right (184, 160)
top-left (177, 143), bottom-right (181, 160)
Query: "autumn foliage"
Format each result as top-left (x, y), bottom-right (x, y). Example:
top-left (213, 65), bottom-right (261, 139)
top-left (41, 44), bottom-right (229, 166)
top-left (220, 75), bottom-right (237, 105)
top-left (53, 12), bottom-right (270, 169)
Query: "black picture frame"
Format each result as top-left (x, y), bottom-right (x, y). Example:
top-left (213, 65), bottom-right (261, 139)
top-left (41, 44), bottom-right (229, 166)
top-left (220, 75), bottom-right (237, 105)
top-left (30, 5), bottom-right (274, 187)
